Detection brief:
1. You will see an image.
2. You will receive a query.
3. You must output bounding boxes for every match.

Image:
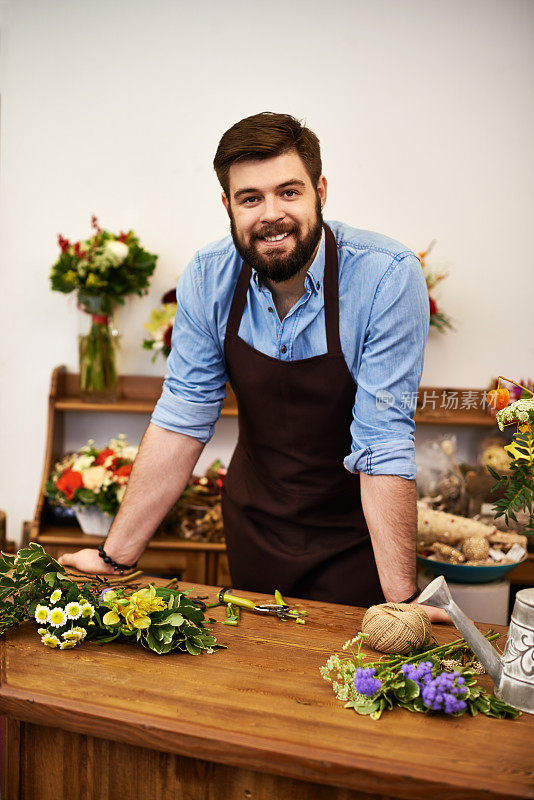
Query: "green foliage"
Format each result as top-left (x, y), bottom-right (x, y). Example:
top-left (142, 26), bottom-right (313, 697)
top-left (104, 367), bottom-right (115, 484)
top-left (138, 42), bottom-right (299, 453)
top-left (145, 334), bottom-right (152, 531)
top-left (0, 544), bottom-right (98, 637)
top-left (488, 428), bottom-right (534, 534)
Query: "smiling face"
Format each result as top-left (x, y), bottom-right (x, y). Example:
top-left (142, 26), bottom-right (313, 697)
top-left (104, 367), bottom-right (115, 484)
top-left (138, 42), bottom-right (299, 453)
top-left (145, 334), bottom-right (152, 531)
top-left (222, 150), bottom-right (327, 284)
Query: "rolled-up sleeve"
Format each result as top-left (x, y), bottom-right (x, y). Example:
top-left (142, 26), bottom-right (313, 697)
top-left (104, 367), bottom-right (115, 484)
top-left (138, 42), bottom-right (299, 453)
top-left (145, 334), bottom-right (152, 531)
top-left (343, 254), bottom-right (429, 480)
top-left (151, 253), bottom-right (228, 443)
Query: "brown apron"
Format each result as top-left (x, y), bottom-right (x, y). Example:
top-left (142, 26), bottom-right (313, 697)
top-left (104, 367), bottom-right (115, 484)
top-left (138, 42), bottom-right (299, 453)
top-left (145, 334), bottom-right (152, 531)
top-left (221, 224), bottom-right (385, 607)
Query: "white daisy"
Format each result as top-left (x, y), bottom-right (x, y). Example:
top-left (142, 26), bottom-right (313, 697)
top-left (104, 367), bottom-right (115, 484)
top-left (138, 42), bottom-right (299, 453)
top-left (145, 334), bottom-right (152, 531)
top-left (65, 602), bottom-right (82, 620)
top-left (59, 640), bottom-right (78, 650)
top-left (37, 627), bottom-right (48, 636)
top-left (71, 626), bottom-right (87, 640)
top-left (42, 634), bottom-right (61, 648)
top-left (81, 604), bottom-right (95, 619)
top-left (34, 605), bottom-right (50, 623)
top-left (50, 589), bottom-right (62, 604)
top-left (49, 607), bottom-right (67, 628)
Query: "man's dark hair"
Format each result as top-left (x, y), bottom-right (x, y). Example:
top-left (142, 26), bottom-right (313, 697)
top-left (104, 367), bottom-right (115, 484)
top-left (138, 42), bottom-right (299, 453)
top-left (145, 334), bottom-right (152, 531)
top-left (213, 112), bottom-right (322, 197)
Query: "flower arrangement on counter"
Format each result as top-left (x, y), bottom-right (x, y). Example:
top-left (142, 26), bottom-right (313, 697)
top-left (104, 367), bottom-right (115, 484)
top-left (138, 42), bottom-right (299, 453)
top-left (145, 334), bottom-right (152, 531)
top-left (418, 240), bottom-right (454, 333)
top-left (45, 436), bottom-right (138, 516)
top-left (321, 632), bottom-right (520, 720)
top-left (0, 545), bottom-right (222, 656)
top-left (142, 289), bottom-right (177, 361)
top-left (50, 215), bottom-right (158, 399)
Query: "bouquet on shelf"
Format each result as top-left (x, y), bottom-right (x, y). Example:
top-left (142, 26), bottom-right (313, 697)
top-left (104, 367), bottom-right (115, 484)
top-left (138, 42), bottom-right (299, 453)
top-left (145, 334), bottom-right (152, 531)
top-left (50, 216), bottom-right (158, 399)
top-left (0, 545), bottom-right (222, 656)
top-left (45, 436), bottom-right (138, 516)
top-left (143, 289), bottom-right (177, 361)
top-left (418, 240), bottom-right (454, 333)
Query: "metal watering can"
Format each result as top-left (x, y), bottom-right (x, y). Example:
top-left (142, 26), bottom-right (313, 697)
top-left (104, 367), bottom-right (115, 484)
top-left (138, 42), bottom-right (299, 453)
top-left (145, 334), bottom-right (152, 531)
top-left (419, 576), bottom-right (534, 714)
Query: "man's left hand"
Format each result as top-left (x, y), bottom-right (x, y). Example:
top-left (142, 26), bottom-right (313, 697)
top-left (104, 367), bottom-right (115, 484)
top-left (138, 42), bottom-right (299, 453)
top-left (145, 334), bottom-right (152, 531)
top-left (414, 602), bottom-right (451, 623)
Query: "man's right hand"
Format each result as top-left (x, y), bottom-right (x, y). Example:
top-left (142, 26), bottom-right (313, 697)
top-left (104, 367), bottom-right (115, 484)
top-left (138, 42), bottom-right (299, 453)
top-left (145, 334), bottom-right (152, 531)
top-left (58, 549), bottom-right (135, 575)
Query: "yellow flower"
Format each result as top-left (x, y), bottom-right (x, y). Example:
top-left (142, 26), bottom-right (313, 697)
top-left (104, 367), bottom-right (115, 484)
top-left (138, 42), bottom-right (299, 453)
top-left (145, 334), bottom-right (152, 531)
top-left (117, 586), bottom-right (165, 630)
top-left (103, 611), bottom-right (121, 626)
top-left (504, 441), bottom-right (530, 462)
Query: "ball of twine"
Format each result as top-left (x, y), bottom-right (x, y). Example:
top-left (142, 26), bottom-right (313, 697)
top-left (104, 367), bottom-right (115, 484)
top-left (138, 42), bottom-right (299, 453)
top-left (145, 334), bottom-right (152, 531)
top-left (361, 603), bottom-right (432, 654)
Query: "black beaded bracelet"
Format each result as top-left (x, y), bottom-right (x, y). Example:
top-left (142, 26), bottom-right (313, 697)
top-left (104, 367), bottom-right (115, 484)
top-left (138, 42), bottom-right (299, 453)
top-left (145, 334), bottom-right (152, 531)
top-left (97, 543), bottom-right (137, 575)
top-left (399, 588), bottom-right (421, 604)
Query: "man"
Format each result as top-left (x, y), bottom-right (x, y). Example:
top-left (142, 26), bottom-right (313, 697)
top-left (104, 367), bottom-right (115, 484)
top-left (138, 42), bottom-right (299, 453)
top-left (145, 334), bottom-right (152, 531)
top-left (60, 113), bottom-right (446, 621)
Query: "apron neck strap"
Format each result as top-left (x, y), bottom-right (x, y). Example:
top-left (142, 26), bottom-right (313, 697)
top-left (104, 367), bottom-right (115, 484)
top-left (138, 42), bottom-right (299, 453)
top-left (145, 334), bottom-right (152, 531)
top-left (323, 223), bottom-right (342, 354)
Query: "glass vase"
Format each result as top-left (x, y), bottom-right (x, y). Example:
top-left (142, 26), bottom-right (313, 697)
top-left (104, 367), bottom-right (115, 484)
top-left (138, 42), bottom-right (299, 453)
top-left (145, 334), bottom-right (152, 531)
top-left (78, 293), bottom-right (119, 402)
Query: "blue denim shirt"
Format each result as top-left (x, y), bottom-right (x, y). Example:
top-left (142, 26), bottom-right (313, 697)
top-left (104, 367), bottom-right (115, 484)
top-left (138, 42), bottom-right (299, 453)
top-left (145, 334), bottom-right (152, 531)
top-left (151, 220), bottom-right (429, 480)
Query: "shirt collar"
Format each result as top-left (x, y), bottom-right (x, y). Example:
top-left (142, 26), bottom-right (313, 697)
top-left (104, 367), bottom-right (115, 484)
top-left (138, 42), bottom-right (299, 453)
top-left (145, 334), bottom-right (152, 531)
top-left (251, 227), bottom-right (326, 295)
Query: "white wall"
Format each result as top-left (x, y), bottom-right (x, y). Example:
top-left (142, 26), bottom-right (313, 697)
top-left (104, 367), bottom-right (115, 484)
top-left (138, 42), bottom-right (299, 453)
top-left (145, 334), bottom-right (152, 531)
top-left (1, 0), bottom-right (533, 544)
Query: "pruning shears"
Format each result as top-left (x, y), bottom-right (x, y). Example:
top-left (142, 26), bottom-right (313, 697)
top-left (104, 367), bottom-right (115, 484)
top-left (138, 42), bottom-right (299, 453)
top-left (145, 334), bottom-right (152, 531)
top-left (217, 587), bottom-right (292, 619)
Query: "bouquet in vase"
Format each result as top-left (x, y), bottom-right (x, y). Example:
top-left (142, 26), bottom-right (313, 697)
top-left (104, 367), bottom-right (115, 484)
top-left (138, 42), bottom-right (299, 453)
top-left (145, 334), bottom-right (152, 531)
top-left (50, 216), bottom-right (157, 400)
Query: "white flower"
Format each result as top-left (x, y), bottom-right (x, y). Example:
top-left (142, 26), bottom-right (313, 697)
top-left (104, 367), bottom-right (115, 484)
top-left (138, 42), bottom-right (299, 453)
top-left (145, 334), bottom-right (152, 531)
top-left (42, 633), bottom-right (61, 648)
top-left (49, 607), bottom-right (67, 628)
top-left (62, 628), bottom-right (85, 642)
top-left (35, 604), bottom-right (50, 623)
top-left (59, 640), bottom-right (78, 650)
top-left (116, 485), bottom-right (127, 504)
top-left (81, 604), bottom-right (95, 619)
top-left (104, 239), bottom-right (129, 264)
top-left (37, 627), bottom-right (48, 636)
top-left (50, 589), bottom-right (62, 604)
top-left (72, 454), bottom-right (95, 472)
top-left (81, 466), bottom-right (108, 491)
top-left (118, 445), bottom-right (138, 462)
top-left (65, 602), bottom-right (82, 620)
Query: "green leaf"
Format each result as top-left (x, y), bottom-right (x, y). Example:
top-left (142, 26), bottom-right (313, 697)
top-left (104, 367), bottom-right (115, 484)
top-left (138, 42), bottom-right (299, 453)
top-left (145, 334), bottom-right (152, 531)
top-left (165, 613), bottom-right (185, 626)
top-left (185, 640), bottom-right (201, 655)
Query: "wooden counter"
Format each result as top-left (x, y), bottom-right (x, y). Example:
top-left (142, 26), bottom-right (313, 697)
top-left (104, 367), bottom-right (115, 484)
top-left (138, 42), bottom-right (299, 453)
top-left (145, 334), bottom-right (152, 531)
top-left (1, 583), bottom-right (533, 800)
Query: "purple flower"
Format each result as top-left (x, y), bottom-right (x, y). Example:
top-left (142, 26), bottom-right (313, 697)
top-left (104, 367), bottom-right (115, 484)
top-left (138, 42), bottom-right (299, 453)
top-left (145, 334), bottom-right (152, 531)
top-left (401, 660), bottom-right (433, 688)
top-left (421, 670), bottom-right (467, 714)
top-left (354, 667), bottom-right (382, 697)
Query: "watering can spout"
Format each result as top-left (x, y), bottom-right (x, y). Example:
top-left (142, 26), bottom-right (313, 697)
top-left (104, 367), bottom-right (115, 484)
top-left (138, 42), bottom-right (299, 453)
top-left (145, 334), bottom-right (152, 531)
top-left (419, 577), bottom-right (503, 687)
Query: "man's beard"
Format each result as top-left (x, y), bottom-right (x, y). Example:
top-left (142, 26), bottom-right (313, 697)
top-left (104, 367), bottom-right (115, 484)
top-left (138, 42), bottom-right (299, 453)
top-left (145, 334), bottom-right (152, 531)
top-left (229, 195), bottom-right (323, 284)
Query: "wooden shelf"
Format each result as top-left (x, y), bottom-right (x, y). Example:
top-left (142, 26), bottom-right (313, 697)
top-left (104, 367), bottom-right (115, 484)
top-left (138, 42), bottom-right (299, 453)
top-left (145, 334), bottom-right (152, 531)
top-left (51, 368), bottom-right (238, 415)
top-left (36, 527), bottom-right (226, 552)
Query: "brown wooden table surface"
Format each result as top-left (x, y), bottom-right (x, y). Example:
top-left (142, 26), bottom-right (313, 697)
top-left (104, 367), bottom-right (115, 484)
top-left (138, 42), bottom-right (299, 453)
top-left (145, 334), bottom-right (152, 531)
top-left (1, 581), bottom-right (533, 800)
